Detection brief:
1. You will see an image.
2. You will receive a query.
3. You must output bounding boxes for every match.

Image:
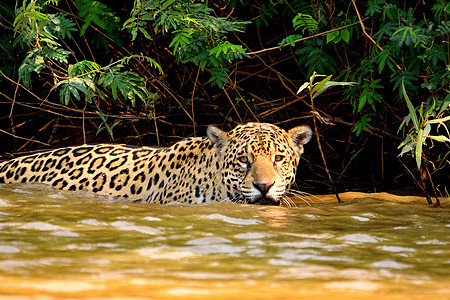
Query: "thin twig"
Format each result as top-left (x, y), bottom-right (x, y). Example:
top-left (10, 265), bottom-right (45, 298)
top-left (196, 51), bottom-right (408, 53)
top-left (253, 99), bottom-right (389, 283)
top-left (230, 84), bottom-right (260, 122)
top-left (425, 163), bottom-right (441, 206)
top-left (350, 1), bottom-right (383, 52)
top-left (276, 115), bottom-right (403, 141)
top-left (222, 86), bottom-right (243, 123)
top-left (309, 106), bottom-right (342, 203)
top-left (235, 36), bottom-right (325, 117)
top-left (247, 18), bottom-right (369, 55)
top-left (16, 120), bottom-right (55, 152)
top-left (0, 73), bottom-right (162, 121)
top-left (153, 108), bottom-right (160, 146)
top-left (191, 64), bottom-right (201, 136)
top-left (351, 0), bottom-right (402, 71)
top-left (82, 102), bottom-right (87, 144)
top-left (152, 77), bottom-right (197, 126)
top-left (0, 128), bottom-right (52, 148)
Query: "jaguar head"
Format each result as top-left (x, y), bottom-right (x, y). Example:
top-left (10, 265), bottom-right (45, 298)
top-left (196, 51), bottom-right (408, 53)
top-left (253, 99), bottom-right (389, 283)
top-left (207, 123), bottom-right (312, 205)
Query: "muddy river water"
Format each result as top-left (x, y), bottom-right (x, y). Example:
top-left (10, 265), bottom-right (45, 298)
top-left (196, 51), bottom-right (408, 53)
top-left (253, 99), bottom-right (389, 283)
top-left (0, 183), bottom-right (449, 299)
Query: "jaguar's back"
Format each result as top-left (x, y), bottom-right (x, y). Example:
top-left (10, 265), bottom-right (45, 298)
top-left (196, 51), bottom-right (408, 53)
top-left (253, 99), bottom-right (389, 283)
top-left (0, 123), bottom-right (312, 205)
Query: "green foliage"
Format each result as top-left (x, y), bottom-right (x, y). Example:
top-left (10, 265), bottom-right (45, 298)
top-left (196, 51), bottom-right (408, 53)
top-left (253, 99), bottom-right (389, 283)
top-left (330, 1), bottom-right (450, 140)
top-left (53, 77), bottom-right (92, 105)
top-left (325, 11), bottom-right (355, 44)
top-left (278, 34), bottom-right (302, 48)
top-left (18, 49), bottom-right (45, 86)
top-left (398, 80), bottom-right (450, 169)
top-left (296, 39), bottom-right (337, 76)
top-left (353, 113), bottom-right (374, 136)
top-left (13, 2), bottom-right (76, 87)
top-left (98, 64), bottom-right (151, 108)
top-left (433, 0), bottom-right (450, 21)
top-left (14, 4), bottom-right (76, 46)
top-left (208, 67), bottom-right (229, 88)
top-left (297, 72), bottom-right (356, 100)
top-left (277, 0), bottom-right (449, 194)
top-left (326, 29), bottom-right (350, 44)
top-left (342, 57), bottom-right (384, 118)
top-left (123, 0), bottom-right (249, 87)
top-left (75, 0), bottom-right (123, 47)
top-left (51, 57), bottom-right (160, 107)
top-left (292, 13), bottom-right (318, 34)
top-left (96, 110), bottom-right (120, 139)
top-left (255, 2), bottom-right (279, 28)
top-left (297, 71), bottom-right (356, 100)
top-left (365, 0), bottom-right (385, 16)
top-left (13, 0), bottom-right (161, 114)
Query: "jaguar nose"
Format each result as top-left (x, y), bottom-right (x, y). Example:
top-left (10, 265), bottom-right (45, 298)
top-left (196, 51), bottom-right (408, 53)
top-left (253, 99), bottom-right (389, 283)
top-left (252, 181), bottom-right (275, 195)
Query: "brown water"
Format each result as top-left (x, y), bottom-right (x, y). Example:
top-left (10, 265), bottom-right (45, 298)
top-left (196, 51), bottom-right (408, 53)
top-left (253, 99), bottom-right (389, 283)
top-left (0, 183), bottom-right (449, 299)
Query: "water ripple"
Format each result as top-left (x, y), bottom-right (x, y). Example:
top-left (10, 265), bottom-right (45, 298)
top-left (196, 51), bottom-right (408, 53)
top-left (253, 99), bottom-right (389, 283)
top-left (370, 260), bottom-right (412, 269)
top-left (110, 221), bottom-right (161, 235)
top-left (0, 245), bottom-right (20, 253)
top-left (378, 245), bottom-right (416, 253)
top-left (337, 233), bottom-right (387, 244)
top-left (204, 214), bottom-right (261, 225)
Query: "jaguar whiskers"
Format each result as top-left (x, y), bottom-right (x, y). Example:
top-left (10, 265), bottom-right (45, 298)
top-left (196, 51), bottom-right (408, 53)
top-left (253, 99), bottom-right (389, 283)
top-left (280, 195), bottom-right (297, 208)
top-left (285, 189), bottom-right (318, 206)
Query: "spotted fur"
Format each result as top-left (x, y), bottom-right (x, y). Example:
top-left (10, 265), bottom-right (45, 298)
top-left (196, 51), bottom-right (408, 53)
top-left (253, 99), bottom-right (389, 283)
top-left (0, 123), bottom-right (312, 205)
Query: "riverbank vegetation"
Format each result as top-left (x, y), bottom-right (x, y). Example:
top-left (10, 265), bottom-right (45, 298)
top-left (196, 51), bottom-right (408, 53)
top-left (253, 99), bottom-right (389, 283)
top-left (0, 0), bottom-right (448, 204)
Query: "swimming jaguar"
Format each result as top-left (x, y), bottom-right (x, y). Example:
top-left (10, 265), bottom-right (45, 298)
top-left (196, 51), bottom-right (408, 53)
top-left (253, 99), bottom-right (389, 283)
top-left (0, 123), bottom-right (312, 205)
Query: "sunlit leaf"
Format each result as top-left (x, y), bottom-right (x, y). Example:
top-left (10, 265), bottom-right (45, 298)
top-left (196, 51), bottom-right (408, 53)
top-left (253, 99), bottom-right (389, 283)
top-left (297, 82), bottom-right (310, 94)
top-left (401, 78), bottom-right (419, 131)
top-left (415, 128), bottom-right (424, 168)
top-left (429, 135), bottom-right (450, 142)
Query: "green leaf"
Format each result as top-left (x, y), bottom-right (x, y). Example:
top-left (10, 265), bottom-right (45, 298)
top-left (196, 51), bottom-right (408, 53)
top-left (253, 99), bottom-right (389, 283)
top-left (111, 120), bottom-right (120, 130)
top-left (427, 115), bottom-right (450, 124)
top-left (423, 123), bottom-right (431, 137)
top-left (208, 67), bottom-right (229, 87)
top-left (96, 110), bottom-right (107, 122)
top-left (429, 135), bottom-right (450, 143)
top-left (296, 82), bottom-right (310, 94)
top-left (292, 13), bottom-right (318, 34)
top-left (51, 77), bottom-right (92, 105)
top-left (398, 135), bottom-right (412, 149)
top-left (96, 124), bottom-right (105, 136)
top-left (315, 80), bottom-right (356, 99)
top-left (340, 29), bottom-right (350, 43)
top-left (209, 41), bottom-right (247, 59)
top-left (169, 29), bottom-right (192, 54)
top-left (139, 27), bottom-right (153, 40)
top-left (69, 84), bottom-right (81, 101)
top-left (311, 75), bottom-right (332, 98)
top-left (278, 34), bottom-right (302, 48)
top-left (326, 31), bottom-right (339, 43)
top-left (415, 128), bottom-right (424, 168)
top-left (61, 85), bottom-right (70, 105)
top-left (353, 113), bottom-right (373, 136)
top-left (401, 78), bottom-right (419, 131)
top-left (398, 140), bottom-right (415, 157)
top-left (358, 88), bottom-right (368, 113)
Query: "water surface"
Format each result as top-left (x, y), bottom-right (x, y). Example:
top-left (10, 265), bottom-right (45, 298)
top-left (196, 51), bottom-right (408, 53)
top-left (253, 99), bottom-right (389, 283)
top-left (0, 184), bottom-right (449, 299)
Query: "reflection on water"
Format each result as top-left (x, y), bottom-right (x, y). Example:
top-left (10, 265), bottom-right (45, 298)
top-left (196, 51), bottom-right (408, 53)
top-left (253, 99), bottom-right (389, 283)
top-left (0, 183), bottom-right (449, 299)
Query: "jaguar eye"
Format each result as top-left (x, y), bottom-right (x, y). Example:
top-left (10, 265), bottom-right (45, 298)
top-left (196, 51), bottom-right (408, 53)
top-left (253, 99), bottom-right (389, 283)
top-left (238, 156), bottom-right (249, 164)
top-left (274, 155), bottom-right (285, 162)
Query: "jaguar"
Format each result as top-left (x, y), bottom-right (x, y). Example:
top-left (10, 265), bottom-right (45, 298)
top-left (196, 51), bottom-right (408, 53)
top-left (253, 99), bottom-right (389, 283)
top-left (0, 123), bottom-right (312, 205)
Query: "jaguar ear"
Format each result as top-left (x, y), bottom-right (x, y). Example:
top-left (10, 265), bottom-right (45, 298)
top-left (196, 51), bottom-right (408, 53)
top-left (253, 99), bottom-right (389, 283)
top-left (288, 125), bottom-right (312, 155)
top-left (207, 125), bottom-right (229, 156)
